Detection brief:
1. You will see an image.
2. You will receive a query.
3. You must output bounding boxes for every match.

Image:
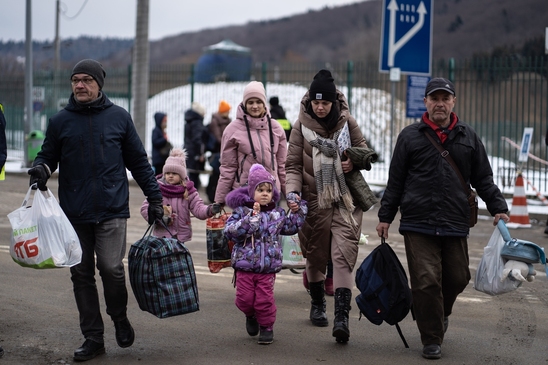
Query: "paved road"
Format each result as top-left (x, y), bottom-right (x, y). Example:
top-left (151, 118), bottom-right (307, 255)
top-left (0, 173), bottom-right (547, 365)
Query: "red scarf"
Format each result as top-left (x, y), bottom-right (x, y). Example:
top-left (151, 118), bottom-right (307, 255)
top-left (422, 112), bottom-right (457, 143)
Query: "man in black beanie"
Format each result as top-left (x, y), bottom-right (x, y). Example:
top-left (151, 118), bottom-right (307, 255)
top-left (28, 59), bottom-right (164, 361)
top-left (71, 59), bottom-right (106, 90)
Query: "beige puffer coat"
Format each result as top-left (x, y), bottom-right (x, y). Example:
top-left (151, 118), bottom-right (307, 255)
top-left (285, 90), bottom-right (367, 272)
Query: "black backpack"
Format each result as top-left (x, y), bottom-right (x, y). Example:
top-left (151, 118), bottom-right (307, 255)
top-left (355, 238), bottom-right (413, 347)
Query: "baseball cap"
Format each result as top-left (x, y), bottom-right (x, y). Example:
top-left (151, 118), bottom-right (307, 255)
top-left (425, 78), bottom-right (455, 97)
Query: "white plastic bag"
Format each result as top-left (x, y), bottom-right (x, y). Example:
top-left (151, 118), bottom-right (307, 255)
top-left (8, 185), bottom-right (82, 269)
top-left (281, 234), bottom-right (306, 270)
top-left (474, 226), bottom-right (521, 295)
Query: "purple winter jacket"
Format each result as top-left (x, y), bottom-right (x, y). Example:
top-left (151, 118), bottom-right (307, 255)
top-left (224, 187), bottom-right (307, 273)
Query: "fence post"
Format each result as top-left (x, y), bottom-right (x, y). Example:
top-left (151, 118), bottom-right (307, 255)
top-left (449, 57), bottom-right (455, 81)
top-left (127, 64), bottom-right (132, 114)
top-left (190, 64), bottom-right (195, 103)
top-left (346, 60), bottom-right (354, 113)
top-left (262, 62), bottom-right (267, 90)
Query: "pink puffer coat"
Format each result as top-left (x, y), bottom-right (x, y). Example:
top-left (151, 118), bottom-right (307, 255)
top-left (214, 103), bottom-right (287, 204)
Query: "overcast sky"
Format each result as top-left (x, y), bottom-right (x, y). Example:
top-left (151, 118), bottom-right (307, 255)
top-left (1, 0), bottom-right (363, 42)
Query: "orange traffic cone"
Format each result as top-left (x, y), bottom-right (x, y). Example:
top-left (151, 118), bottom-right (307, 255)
top-left (507, 172), bottom-right (531, 228)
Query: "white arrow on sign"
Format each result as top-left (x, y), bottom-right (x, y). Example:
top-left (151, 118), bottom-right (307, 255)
top-left (387, 0), bottom-right (428, 67)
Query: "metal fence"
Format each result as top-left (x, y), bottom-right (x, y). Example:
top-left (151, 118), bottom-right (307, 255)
top-left (1, 57), bottom-right (547, 195)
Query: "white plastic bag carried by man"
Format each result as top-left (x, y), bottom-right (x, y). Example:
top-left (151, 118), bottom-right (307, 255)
top-left (8, 185), bottom-right (82, 269)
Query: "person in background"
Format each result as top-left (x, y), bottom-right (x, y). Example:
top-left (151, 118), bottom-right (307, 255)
top-left (285, 69), bottom-right (375, 344)
top-left (214, 82), bottom-right (287, 205)
top-left (303, 260), bottom-right (334, 296)
top-left (376, 77), bottom-right (509, 360)
top-left (269, 96), bottom-right (291, 141)
top-left (224, 164), bottom-right (307, 345)
top-left (184, 102), bottom-right (206, 191)
top-left (545, 130), bottom-right (548, 234)
top-left (0, 103), bottom-right (6, 358)
top-left (0, 103), bottom-right (6, 178)
top-left (28, 59), bottom-right (164, 362)
top-left (141, 148), bottom-right (221, 240)
top-left (151, 112), bottom-right (171, 175)
top-left (206, 100), bottom-right (231, 203)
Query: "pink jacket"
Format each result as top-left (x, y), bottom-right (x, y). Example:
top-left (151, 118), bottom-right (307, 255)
top-left (141, 179), bottom-right (211, 242)
top-left (214, 103), bottom-right (287, 204)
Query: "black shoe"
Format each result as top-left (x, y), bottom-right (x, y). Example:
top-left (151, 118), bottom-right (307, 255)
top-left (246, 316), bottom-right (259, 336)
top-left (0, 345), bottom-right (4, 358)
top-left (114, 318), bottom-right (135, 348)
top-left (544, 226), bottom-right (548, 235)
top-left (73, 339), bottom-right (105, 362)
top-left (443, 316), bottom-right (449, 333)
top-left (257, 327), bottom-right (273, 345)
top-left (422, 344), bottom-right (441, 359)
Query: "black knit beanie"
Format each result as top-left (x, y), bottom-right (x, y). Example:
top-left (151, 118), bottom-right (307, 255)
top-left (71, 59), bottom-right (106, 90)
top-left (309, 69), bottom-right (337, 102)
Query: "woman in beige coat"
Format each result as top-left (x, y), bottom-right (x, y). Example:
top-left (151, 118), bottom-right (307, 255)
top-left (286, 69), bottom-right (368, 344)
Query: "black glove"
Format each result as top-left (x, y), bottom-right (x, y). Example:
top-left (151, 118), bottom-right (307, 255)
top-left (147, 199), bottom-right (164, 225)
top-left (28, 163), bottom-right (51, 191)
top-left (209, 203), bottom-right (222, 216)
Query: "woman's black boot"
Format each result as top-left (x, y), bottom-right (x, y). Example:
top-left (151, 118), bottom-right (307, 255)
top-left (332, 287), bottom-right (352, 343)
top-left (309, 281), bottom-right (328, 327)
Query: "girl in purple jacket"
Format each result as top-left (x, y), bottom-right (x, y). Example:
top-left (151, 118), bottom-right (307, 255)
top-left (224, 164), bottom-right (307, 345)
top-left (140, 148), bottom-right (220, 240)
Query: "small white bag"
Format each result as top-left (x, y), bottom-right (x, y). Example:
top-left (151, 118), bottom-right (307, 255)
top-left (281, 234), bottom-right (306, 270)
top-left (474, 226), bottom-right (521, 295)
top-left (8, 185), bottom-right (82, 269)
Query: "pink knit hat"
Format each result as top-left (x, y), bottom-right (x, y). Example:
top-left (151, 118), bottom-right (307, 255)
top-left (163, 148), bottom-right (187, 179)
top-left (243, 81), bottom-right (267, 106)
top-left (247, 164), bottom-right (277, 198)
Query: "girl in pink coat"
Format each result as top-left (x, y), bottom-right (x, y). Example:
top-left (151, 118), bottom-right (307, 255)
top-left (214, 81), bottom-right (287, 205)
top-left (141, 148), bottom-right (220, 240)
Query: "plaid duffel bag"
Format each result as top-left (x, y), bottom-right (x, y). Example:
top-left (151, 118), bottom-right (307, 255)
top-left (128, 226), bottom-right (199, 318)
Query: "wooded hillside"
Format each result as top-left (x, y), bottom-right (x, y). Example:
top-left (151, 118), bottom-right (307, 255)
top-left (1, 0), bottom-right (546, 70)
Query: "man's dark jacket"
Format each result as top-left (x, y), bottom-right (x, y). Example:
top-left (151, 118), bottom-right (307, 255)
top-left (34, 93), bottom-right (161, 224)
top-left (378, 117), bottom-right (508, 236)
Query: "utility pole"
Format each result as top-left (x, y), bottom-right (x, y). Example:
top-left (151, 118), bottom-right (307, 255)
top-left (24, 0), bottom-right (33, 167)
top-left (132, 0), bottom-right (150, 145)
top-left (53, 0), bottom-right (60, 110)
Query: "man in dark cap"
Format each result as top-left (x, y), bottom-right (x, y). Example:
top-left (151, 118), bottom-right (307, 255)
top-left (376, 77), bottom-right (509, 360)
top-left (28, 59), bottom-right (164, 361)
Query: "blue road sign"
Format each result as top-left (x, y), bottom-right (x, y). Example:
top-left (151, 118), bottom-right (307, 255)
top-left (379, 0), bottom-right (433, 76)
top-left (406, 75), bottom-right (429, 118)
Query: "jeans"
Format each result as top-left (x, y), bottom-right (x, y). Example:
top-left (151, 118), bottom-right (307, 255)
top-left (403, 231), bottom-right (470, 346)
top-left (70, 218), bottom-right (129, 343)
